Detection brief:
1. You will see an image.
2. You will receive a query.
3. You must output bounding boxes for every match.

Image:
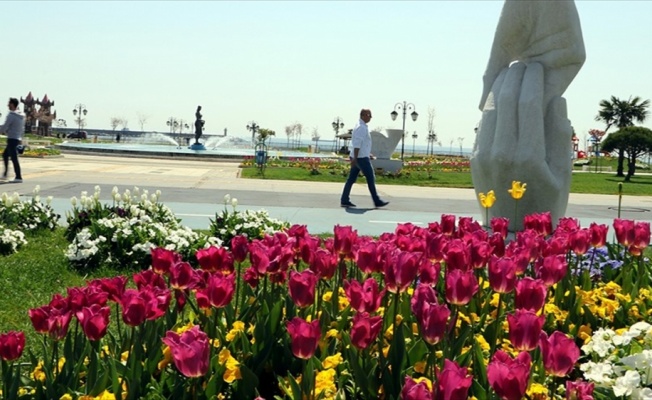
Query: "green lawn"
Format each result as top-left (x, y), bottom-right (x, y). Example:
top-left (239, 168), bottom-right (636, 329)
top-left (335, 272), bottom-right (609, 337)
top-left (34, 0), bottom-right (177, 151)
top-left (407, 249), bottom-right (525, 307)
top-left (242, 166), bottom-right (652, 195)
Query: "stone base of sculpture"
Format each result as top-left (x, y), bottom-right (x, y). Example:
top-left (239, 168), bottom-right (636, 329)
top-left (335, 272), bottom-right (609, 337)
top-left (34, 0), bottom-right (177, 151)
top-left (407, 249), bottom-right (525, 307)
top-left (371, 159), bottom-right (402, 174)
top-left (189, 143), bottom-right (206, 151)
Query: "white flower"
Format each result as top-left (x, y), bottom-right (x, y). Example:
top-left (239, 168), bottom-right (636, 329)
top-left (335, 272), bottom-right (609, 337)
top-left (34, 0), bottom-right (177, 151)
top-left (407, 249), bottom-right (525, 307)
top-left (70, 196), bottom-right (78, 207)
top-left (583, 328), bottom-right (616, 357)
top-left (613, 370), bottom-right (641, 397)
top-left (581, 361), bottom-right (615, 385)
top-left (223, 194), bottom-right (231, 205)
top-left (633, 387), bottom-right (652, 400)
top-left (231, 198), bottom-right (238, 208)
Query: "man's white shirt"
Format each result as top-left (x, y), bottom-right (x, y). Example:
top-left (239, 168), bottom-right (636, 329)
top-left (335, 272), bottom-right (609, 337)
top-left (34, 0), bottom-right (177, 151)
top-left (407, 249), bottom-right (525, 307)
top-left (350, 118), bottom-right (372, 158)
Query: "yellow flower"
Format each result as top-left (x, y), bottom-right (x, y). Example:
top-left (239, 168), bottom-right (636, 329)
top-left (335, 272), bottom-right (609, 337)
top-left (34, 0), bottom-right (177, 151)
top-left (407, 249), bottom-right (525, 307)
top-left (315, 369), bottom-right (337, 399)
top-left (414, 361), bottom-right (427, 374)
top-left (322, 291), bottom-right (333, 302)
top-left (508, 181), bottom-right (527, 200)
top-left (226, 321), bottom-right (246, 342)
top-left (578, 324), bottom-right (593, 344)
top-left (413, 377), bottom-right (433, 391)
top-left (475, 334), bottom-right (490, 352)
top-left (218, 348), bottom-right (232, 365)
top-left (322, 353), bottom-right (343, 369)
top-left (31, 361), bottom-right (46, 382)
top-left (223, 357), bottom-right (242, 383)
top-left (97, 390), bottom-right (117, 400)
top-left (478, 190), bottom-right (496, 208)
top-left (60, 395), bottom-right (74, 400)
top-left (326, 329), bottom-right (340, 339)
top-left (526, 383), bottom-right (549, 400)
top-left (158, 345), bottom-right (172, 371)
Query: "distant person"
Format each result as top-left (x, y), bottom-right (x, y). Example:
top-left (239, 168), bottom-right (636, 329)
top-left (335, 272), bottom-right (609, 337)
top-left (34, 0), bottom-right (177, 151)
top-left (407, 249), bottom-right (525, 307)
top-left (194, 105), bottom-right (204, 143)
top-left (0, 98), bottom-right (24, 183)
top-left (340, 109), bottom-right (389, 208)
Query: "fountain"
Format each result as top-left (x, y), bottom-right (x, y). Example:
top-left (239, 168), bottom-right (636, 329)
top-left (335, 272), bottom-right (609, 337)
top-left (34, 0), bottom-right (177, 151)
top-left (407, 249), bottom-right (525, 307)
top-left (57, 132), bottom-right (338, 161)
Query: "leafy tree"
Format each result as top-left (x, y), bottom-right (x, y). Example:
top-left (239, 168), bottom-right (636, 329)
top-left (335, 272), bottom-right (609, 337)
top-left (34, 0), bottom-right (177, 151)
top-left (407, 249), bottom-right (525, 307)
top-left (595, 95), bottom-right (650, 176)
top-left (601, 126), bottom-right (652, 181)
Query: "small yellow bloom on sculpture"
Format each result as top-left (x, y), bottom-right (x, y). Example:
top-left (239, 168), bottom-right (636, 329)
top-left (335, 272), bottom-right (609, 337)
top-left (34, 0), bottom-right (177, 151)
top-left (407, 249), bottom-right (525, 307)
top-left (508, 181), bottom-right (527, 200)
top-left (478, 190), bottom-right (496, 208)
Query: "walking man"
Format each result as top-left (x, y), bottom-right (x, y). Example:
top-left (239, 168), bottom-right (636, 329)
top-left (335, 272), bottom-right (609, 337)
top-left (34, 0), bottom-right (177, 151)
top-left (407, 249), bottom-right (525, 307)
top-left (1, 98), bottom-right (24, 183)
top-left (340, 108), bottom-right (389, 208)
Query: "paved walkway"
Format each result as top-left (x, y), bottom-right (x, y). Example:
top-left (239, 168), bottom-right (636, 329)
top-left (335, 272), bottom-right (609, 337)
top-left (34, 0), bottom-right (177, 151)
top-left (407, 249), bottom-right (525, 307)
top-left (1, 154), bottom-right (650, 236)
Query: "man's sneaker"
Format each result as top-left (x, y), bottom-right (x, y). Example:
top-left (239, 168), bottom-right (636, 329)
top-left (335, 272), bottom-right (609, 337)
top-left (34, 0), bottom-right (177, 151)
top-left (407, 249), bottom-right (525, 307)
top-left (0, 174), bottom-right (7, 181)
top-left (11, 179), bottom-right (22, 183)
top-left (375, 200), bottom-right (389, 208)
top-left (340, 201), bottom-right (356, 208)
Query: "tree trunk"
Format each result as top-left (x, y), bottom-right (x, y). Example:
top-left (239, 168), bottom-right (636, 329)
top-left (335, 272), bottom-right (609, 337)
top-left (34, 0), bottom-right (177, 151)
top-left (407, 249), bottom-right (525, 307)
top-left (616, 148), bottom-right (625, 176)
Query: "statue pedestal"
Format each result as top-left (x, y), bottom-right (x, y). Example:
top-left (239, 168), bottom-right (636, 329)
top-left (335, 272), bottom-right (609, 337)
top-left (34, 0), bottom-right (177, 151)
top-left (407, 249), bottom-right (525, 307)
top-left (189, 143), bottom-right (206, 151)
top-left (371, 159), bottom-right (402, 173)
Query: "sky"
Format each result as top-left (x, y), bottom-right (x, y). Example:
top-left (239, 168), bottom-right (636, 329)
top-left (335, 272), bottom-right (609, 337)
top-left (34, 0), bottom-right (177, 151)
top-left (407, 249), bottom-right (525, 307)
top-left (3, 1), bottom-right (652, 151)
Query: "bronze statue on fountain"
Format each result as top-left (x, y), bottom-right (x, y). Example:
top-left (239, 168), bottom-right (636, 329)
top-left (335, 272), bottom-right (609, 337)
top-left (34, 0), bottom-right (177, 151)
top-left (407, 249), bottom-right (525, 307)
top-left (20, 92), bottom-right (56, 136)
top-left (190, 105), bottom-right (206, 150)
top-left (20, 92), bottom-right (37, 133)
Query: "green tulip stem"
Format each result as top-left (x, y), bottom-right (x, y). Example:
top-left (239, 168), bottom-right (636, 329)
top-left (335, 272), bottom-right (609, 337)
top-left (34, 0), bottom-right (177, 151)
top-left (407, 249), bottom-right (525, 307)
top-left (513, 200), bottom-right (518, 232)
top-left (618, 182), bottom-right (623, 219)
top-left (314, 281), bottom-right (321, 322)
top-left (485, 207), bottom-right (489, 229)
top-left (490, 293), bottom-right (503, 356)
top-left (1, 359), bottom-right (6, 400)
top-left (234, 261), bottom-right (241, 318)
top-left (115, 303), bottom-right (123, 345)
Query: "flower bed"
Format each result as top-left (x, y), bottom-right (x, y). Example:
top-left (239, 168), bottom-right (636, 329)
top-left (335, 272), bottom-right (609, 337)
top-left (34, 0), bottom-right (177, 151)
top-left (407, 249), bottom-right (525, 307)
top-left (0, 202), bottom-right (650, 399)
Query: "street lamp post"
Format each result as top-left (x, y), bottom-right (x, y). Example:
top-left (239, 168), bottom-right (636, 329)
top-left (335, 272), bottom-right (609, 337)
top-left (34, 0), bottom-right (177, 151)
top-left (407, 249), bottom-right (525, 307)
top-left (458, 137), bottom-right (465, 157)
top-left (390, 101), bottom-right (418, 161)
top-left (411, 131), bottom-right (418, 157)
top-left (247, 121), bottom-right (260, 145)
top-left (332, 117), bottom-right (345, 153)
top-left (72, 104), bottom-right (88, 133)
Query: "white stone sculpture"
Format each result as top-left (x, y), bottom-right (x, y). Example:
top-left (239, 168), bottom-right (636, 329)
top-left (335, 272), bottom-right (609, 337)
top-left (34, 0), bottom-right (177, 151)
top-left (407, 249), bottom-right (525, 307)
top-left (470, 0), bottom-right (586, 231)
top-left (371, 129), bottom-right (404, 173)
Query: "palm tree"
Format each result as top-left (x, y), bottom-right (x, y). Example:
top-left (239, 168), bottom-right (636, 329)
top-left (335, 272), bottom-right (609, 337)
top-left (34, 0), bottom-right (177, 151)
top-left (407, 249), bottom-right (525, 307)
top-left (595, 95), bottom-right (650, 176)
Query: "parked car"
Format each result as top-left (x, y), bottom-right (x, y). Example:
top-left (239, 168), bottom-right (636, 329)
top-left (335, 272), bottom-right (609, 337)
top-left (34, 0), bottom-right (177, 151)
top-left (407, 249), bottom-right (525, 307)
top-left (67, 131), bottom-right (87, 139)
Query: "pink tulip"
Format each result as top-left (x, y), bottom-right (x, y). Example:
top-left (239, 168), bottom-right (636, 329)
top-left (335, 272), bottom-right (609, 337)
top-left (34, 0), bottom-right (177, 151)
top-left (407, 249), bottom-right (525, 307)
top-left (29, 294), bottom-right (72, 340)
top-left (488, 232), bottom-right (505, 257)
top-left (535, 254), bottom-right (568, 286)
top-left (425, 232), bottom-right (448, 263)
top-left (196, 246), bottom-right (234, 274)
top-left (151, 247), bottom-right (180, 275)
top-left (569, 229), bottom-right (591, 256)
top-left (0, 331), bottom-right (25, 361)
top-left (440, 214), bottom-right (456, 236)
top-left (487, 350), bottom-right (531, 400)
top-left (333, 225), bottom-right (357, 258)
top-left (169, 261), bottom-right (200, 290)
top-left (488, 256), bottom-right (517, 294)
top-left (507, 309), bottom-right (545, 351)
top-left (589, 223), bottom-right (608, 248)
top-left (139, 286), bottom-right (171, 321)
top-left (418, 259), bottom-right (441, 286)
top-left (286, 317), bottom-right (321, 359)
top-left (411, 285), bottom-right (450, 346)
top-left (435, 359), bottom-right (472, 400)
top-left (632, 221), bottom-right (650, 252)
top-left (230, 235), bottom-right (250, 263)
top-left (556, 217), bottom-right (580, 233)
top-left (401, 376), bottom-right (433, 400)
top-left (133, 269), bottom-right (167, 290)
top-left (310, 248), bottom-right (338, 278)
top-left (89, 276), bottom-right (128, 303)
top-left (613, 218), bottom-right (636, 247)
top-left (344, 278), bottom-right (385, 313)
top-left (566, 380), bottom-right (594, 400)
top-left (523, 212), bottom-right (552, 237)
top-left (543, 235), bottom-right (569, 257)
top-left (469, 237), bottom-right (492, 269)
top-left (384, 251), bottom-right (421, 293)
top-left (162, 325), bottom-right (210, 377)
top-left (445, 269), bottom-right (478, 306)
top-left (77, 304), bottom-right (111, 341)
top-left (514, 278), bottom-right (547, 312)
top-left (202, 272), bottom-right (235, 308)
top-left (539, 331), bottom-right (580, 377)
top-left (288, 270), bottom-right (318, 308)
top-left (120, 289), bottom-right (148, 326)
top-left (443, 239), bottom-right (470, 271)
top-left (350, 312), bottom-right (383, 350)
top-left (490, 217), bottom-right (510, 239)
top-left (67, 286), bottom-right (109, 318)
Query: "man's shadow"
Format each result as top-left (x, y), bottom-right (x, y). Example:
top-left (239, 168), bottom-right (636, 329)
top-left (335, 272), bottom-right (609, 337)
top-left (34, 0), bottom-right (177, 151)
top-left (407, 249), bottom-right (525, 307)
top-left (344, 207), bottom-right (375, 214)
